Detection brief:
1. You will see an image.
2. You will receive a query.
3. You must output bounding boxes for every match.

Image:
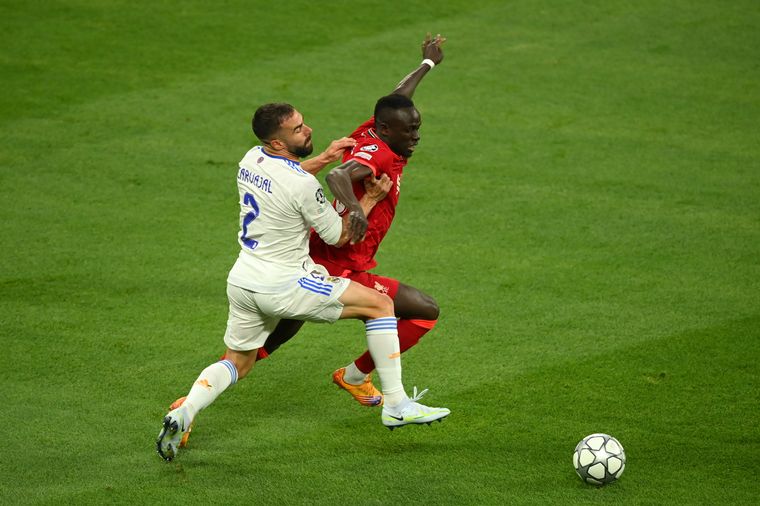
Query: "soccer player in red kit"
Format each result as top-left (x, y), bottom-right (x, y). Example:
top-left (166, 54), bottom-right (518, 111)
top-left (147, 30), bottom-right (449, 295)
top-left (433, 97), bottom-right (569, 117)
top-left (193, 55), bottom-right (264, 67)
top-left (262, 34), bottom-right (447, 406)
top-left (312, 103), bottom-right (437, 405)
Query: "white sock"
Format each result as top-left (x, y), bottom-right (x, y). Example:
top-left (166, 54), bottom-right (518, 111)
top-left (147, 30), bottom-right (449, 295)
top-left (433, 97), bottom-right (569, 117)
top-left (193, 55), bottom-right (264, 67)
top-left (343, 362), bottom-right (367, 385)
top-left (365, 317), bottom-right (407, 407)
top-left (181, 359), bottom-right (238, 423)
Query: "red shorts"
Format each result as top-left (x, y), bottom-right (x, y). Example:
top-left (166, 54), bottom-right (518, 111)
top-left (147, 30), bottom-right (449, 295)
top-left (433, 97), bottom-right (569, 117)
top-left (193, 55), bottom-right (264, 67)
top-left (313, 257), bottom-right (400, 299)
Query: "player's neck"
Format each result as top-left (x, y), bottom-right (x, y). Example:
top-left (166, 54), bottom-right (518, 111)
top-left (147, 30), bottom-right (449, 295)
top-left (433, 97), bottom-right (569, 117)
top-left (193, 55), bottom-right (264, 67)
top-left (375, 134), bottom-right (405, 159)
top-left (262, 145), bottom-right (300, 162)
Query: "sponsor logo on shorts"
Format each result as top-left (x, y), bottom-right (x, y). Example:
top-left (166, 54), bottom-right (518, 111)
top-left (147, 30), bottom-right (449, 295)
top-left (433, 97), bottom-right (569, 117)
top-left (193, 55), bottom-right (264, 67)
top-left (374, 281), bottom-right (389, 294)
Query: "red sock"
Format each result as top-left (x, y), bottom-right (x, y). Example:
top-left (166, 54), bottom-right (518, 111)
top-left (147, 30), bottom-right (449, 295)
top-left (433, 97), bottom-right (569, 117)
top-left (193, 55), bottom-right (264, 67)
top-left (354, 319), bottom-right (437, 374)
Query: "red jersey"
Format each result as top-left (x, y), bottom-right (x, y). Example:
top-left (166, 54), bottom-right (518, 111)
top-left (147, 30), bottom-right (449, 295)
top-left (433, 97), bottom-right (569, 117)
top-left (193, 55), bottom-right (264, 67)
top-left (309, 117), bottom-right (408, 271)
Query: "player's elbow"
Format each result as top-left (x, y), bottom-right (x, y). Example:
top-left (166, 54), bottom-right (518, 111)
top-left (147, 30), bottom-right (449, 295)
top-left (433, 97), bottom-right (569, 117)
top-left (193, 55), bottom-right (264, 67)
top-left (317, 216), bottom-right (343, 247)
top-left (325, 168), bottom-right (342, 188)
top-left (331, 231), bottom-right (349, 248)
top-left (335, 231), bottom-right (354, 247)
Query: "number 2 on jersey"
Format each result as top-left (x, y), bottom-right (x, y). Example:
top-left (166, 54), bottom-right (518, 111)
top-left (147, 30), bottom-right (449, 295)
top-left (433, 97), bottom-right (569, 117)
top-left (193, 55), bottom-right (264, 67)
top-left (241, 192), bottom-right (260, 249)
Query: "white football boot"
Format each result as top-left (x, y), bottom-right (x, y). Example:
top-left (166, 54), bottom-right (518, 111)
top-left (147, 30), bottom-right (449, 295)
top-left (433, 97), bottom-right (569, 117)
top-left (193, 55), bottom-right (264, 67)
top-left (381, 387), bottom-right (450, 430)
top-left (156, 406), bottom-right (190, 461)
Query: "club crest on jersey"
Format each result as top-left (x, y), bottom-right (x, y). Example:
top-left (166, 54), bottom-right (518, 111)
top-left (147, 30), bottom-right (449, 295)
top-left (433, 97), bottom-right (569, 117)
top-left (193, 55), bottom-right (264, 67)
top-left (315, 188), bottom-right (326, 204)
top-left (360, 144), bottom-right (379, 152)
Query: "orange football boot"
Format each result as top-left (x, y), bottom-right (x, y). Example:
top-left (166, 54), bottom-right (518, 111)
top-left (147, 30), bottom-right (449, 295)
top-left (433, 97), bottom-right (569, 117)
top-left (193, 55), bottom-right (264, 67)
top-left (332, 368), bottom-right (383, 406)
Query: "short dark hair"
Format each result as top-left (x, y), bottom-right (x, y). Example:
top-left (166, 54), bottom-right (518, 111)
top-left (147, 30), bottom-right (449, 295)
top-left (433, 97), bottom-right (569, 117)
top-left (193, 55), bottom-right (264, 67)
top-left (252, 103), bottom-right (295, 142)
top-left (374, 94), bottom-right (415, 123)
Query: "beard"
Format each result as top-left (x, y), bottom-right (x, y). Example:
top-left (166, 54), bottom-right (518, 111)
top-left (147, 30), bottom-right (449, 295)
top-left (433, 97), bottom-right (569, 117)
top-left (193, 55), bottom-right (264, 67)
top-left (292, 139), bottom-right (313, 158)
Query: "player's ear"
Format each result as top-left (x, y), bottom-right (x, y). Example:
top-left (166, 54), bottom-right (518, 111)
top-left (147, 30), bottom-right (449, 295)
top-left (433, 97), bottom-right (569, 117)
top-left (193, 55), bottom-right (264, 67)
top-left (375, 120), bottom-right (390, 136)
top-left (268, 138), bottom-right (285, 151)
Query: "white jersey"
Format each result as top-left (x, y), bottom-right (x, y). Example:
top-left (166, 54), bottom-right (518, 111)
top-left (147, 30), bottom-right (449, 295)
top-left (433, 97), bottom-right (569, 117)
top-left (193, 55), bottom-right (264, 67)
top-left (227, 146), bottom-right (342, 293)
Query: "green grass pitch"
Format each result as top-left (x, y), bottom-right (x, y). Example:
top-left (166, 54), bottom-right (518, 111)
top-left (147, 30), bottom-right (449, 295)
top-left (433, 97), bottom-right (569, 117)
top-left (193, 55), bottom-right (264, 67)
top-left (2, 0), bottom-right (759, 504)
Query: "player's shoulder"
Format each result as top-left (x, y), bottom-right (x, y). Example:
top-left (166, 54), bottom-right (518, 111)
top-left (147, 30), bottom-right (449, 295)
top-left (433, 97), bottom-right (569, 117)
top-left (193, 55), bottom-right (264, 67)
top-left (349, 116), bottom-right (376, 138)
top-left (350, 138), bottom-right (394, 169)
top-left (241, 146), bottom-right (311, 177)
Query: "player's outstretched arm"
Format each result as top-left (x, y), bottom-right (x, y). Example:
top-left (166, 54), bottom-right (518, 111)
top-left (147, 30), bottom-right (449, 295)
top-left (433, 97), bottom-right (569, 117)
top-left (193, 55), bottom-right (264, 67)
top-left (302, 137), bottom-right (356, 175)
top-left (392, 33), bottom-right (445, 99)
top-left (325, 160), bottom-right (374, 244)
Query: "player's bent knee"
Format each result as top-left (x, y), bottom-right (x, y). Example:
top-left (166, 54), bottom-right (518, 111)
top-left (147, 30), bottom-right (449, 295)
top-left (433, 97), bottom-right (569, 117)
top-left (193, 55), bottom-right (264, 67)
top-left (396, 283), bottom-right (439, 320)
top-left (362, 290), bottom-right (394, 320)
top-left (375, 292), bottom-right (394, 316)
top-left (340, 280), bottom-right (395, 320)
top-left (364, 290), bottom-right (394, 319)
top-left (419, 293), bottom-right (440, 320)
top-left (428, 298), bottom-right (440, 320)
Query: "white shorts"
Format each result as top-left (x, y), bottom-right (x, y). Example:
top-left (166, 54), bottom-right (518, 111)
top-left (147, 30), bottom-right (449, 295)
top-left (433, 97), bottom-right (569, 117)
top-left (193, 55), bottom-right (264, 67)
top-left (223, 266), bottom-right (350, 351)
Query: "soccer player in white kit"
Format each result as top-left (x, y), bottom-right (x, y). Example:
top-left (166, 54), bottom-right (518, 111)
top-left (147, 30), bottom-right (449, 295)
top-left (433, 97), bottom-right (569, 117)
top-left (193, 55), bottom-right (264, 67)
top-left (156, 103), bottom-right (449, 462)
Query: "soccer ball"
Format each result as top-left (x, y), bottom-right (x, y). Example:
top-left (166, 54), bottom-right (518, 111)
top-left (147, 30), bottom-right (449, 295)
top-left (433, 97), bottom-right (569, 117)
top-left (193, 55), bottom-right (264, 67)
top-left (572, 433), bottom-right (626, 485)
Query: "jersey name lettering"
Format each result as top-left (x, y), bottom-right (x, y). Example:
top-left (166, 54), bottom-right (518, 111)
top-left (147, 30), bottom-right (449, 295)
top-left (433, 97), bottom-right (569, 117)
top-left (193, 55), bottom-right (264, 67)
top-left (238, 167), bottom-right (273, 194)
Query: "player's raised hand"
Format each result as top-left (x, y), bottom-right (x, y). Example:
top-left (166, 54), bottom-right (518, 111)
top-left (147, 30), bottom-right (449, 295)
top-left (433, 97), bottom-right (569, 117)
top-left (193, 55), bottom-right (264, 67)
top-left (422, 33), bottom-right (445, 65)
top-left (364, 174), bottom-right (393, 202)
top-left (302, 137), bottom-right (357, 175)
top-left (322, 137), bottom-right (356, 164)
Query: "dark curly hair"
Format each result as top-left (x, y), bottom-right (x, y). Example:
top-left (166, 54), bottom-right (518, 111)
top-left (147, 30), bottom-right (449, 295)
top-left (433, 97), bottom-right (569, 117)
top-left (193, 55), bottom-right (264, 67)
top-left (252, 103), bottom-right (295, 142)
top-left (374, 94), bottom-right (415, 123)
